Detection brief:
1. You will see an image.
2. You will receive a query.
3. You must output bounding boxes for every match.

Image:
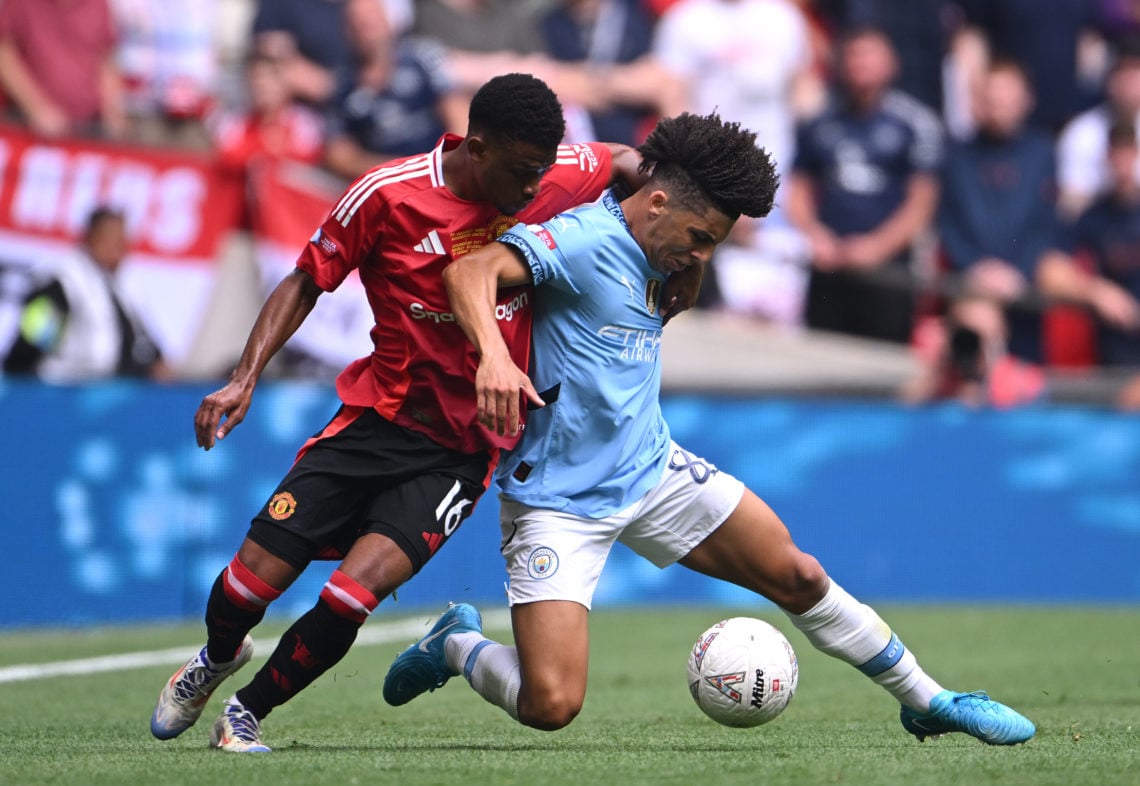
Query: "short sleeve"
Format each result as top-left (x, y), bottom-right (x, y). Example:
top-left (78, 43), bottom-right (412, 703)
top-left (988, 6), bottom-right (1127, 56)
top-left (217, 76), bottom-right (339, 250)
top-left (498, 212), bottom-right (598, 295)
top-left (295, 174), bottom-right (387, 291)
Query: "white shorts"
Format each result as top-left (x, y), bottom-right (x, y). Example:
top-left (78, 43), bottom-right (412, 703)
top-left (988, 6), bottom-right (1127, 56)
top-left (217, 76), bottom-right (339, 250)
top-left (499, 441), bottom-right (745, 609)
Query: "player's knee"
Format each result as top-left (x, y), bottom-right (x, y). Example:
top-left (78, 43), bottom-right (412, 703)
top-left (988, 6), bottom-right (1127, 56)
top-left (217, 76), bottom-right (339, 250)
top-left (770, 551), bottom-right (829, 612)
top-left (518, 690), bottom-right (583, 731)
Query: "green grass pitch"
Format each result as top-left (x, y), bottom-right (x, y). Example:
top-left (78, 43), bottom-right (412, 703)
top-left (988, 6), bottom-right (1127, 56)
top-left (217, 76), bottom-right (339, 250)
top-left (1, 606), bottom-right (1136, 786)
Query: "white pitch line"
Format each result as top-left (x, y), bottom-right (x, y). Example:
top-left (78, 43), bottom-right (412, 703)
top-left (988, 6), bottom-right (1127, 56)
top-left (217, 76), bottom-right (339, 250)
top-left (0, 608), bottom-right (512, 685)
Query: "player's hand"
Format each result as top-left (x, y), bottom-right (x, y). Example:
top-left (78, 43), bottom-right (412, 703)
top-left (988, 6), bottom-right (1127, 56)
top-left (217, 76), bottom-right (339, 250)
top-left (194, 380), bottom-right (255, 450)
top-left (475, 351), bottom-right (543, 436)
top-left (660, 263), bottom-right (704, 325)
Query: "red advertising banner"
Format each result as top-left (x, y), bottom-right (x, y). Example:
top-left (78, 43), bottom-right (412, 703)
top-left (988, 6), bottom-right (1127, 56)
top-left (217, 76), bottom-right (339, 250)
top-left (0, 126), bottom-right (377, 371)
top-left (0, 123), bottom-right (242, 262)
top-left (0, 125), bottom-right (247, 365)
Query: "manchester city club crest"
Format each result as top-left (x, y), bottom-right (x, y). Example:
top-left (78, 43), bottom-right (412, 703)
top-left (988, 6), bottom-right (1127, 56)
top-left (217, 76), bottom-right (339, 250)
top-left (527, 546), bottom-right (559, 579)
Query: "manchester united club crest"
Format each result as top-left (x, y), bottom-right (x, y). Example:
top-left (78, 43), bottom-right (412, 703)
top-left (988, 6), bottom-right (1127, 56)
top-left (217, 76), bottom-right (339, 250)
top-left (268, 491), bottom-right (297, 520)
top-left (645, 279), bottom-right (661, 316)
top-left (489, 214), bottom-right (519, 239)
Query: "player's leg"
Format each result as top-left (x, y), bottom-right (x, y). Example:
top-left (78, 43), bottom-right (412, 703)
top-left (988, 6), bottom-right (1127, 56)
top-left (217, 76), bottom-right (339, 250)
top-left (157, 411), bottom-right (381, 748)
top-left (150, 538), bottom-right (298, 741)
top-left (512, 600), bottom-right (591, 729)
top-left (680, 485), bottom-right (1035, 744)
top-left (384, 501), bottom-right (613, 730)
top-left (219, 420), bottom-right (494, 750)
top-left (211, 532), bottom-right (412, 752)
top-left (218, 460), bottom-right (490, 751)
top-left (152, 490), bottom-right (323, 746)
top-left (154, 405), bottom-right (380, 741)
top-left (383, 598), bottom-right (590, 730)
top-left (680, 489), bottom-right (947, 708)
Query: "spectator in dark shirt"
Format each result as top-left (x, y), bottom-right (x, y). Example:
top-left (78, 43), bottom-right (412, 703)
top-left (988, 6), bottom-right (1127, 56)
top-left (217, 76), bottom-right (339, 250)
top-left (323, 0), bottom-right (467, 180)
top-left (787, 25), bottom-right (943, 344)
top-left (939, 57), bottom-right (1065, 363)
top-left (540, 0), bottom-right (663, 146)
top-left (251, 0), bottom-right (350, 108)
top-left (1044, 117), bottom-right (1140, 365)
top-left (816, 0), bottom-right (962, 116)
top-left (957, 0), bottom-right (1103, 133)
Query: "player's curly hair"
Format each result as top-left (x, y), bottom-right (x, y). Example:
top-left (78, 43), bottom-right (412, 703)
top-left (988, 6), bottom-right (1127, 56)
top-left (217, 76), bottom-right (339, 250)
top-left (468, 73), bottom-right (566, 151)
top-left (637, 112), bottom-right (778, 219)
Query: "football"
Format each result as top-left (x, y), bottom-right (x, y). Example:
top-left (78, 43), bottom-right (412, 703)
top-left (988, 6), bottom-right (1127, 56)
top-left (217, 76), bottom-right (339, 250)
top-left (686, 616), bottom-right (798, 728)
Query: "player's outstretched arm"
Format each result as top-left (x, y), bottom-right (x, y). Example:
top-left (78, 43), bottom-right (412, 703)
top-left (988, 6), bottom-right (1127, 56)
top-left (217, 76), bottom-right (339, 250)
top-left (194, 268), bottom-right (323, 450)
top-left (443, 244), bottom-right (543, 437)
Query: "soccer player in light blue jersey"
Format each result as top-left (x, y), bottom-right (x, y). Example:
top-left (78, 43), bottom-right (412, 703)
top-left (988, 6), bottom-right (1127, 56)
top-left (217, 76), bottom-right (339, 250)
top-left (384, 112), bottom-right (1036, 745)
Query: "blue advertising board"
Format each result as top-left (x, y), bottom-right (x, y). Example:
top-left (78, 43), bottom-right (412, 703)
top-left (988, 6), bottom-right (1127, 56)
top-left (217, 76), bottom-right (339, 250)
top-left (1, 381), bottom-right (1137, 628)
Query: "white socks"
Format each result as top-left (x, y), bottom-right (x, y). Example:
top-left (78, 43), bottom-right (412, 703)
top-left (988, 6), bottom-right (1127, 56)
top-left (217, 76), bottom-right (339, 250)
top-left (786, 580), bottom-right (942, 712)
top-left (446, 631), bottom-right (521, 720)
top-left (445, 580), bottom-right (944, 721)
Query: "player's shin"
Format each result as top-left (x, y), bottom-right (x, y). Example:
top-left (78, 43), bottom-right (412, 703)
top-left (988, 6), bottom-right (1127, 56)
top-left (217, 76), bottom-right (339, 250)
top-left (454, 636), bottom-right (521, 721)
top-left (785, 579), bottom-right (942, 712)
top-left (205, 557), bottom-right (282, 664)
top-left (236, 570), bottom-right (377, 719)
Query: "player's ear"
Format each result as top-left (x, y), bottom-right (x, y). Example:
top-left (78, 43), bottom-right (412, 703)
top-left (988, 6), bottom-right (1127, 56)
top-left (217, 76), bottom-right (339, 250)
top-left (647, 189), bottom-right (670, 216)
top-left (468, 135), bottom-right (489, 162)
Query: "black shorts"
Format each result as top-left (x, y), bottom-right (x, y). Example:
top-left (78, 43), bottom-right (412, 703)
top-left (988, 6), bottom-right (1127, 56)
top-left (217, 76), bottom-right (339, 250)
top-left (248, 405), bottom-right (493, 573)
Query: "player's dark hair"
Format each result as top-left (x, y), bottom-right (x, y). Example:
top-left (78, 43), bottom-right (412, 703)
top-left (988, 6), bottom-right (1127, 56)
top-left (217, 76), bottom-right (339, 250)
top-left (468, 73), bottom-right (565, 151)
top-left (636, 112), bottom-right (778, 219)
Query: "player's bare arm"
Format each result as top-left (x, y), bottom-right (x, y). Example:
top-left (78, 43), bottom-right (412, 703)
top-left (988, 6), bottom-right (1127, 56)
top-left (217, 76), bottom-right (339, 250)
top-left (603, 142), bottom-right (645, 196)
top-left (194, 268), bottom-right (323, 450)
top-left (442, 244), bottom-right (543, 437)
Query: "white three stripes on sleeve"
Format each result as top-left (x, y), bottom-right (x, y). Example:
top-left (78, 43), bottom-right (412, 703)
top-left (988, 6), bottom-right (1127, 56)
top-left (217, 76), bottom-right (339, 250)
top-left (334, 149), bottom-right (441, 227)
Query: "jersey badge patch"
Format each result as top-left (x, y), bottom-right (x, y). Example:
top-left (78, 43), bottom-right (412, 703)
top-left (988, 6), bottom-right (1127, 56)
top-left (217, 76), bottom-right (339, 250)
top-left (645, 279), bottom-right (661, 316)
top-left (490, 214), bottom-right (518, 239)
top-left (310, 228), bottom-right (337, 256)
top-left (268, 491), bottom-right (297, 520)
top-left (527, 225), bottom-right (557, 250)
top-left (527, 546), bottom-right (559, 579)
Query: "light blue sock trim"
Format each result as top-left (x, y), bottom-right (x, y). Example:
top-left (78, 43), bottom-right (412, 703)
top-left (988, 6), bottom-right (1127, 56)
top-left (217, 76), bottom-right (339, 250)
top-left (857, 633), bottom-right (905, 677)
top-left (463, 640), bottom-right (493, 681)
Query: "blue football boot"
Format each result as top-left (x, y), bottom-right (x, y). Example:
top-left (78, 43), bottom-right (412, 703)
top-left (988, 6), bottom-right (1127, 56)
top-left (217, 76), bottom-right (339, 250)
top-left (383, 603), bottom-right (483, 706)
top-left (900, 690), bottom-right (1036, 745)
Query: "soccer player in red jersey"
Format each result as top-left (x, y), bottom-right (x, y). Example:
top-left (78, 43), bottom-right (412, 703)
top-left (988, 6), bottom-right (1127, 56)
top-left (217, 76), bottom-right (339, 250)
top-left (149, 73), bottom-right (699, 753)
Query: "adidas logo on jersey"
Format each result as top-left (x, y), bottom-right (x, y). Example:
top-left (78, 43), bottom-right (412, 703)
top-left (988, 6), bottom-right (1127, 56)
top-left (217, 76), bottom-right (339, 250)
top-left (414, 230), bottom-right (446, 254)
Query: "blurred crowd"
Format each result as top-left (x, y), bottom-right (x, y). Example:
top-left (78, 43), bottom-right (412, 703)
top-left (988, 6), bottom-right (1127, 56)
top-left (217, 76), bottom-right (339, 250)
top-left (2, 0), bottom-right (1140, 409)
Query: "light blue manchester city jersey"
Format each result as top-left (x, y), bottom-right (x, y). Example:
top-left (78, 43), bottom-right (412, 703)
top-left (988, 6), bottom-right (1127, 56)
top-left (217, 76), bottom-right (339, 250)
top-left (494, 190), bottom-right (671, 518)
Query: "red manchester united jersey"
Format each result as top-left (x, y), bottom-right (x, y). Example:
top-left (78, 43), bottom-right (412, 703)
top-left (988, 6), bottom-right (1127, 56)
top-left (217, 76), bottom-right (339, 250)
top-left (296, 134), bottom-right (613, 454)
